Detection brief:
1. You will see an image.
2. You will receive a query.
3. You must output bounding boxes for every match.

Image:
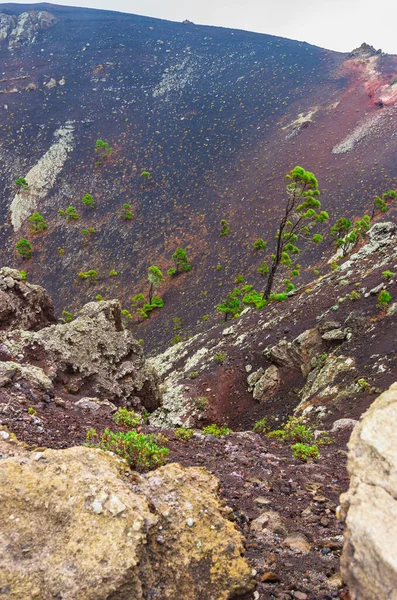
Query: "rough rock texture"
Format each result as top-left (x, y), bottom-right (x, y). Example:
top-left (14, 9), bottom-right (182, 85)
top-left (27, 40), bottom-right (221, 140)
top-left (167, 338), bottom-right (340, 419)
top-left (1, 300), bottom-right (162, 411)
top-left (340, 383), bottom-right (397, 600)
top-left (0, 445), bottom-right (254, 600)
top-left (249, 365), bottom-right (280, 402)
top-left (266, 328), bottom-right (323, 376)
top-left (0, 268), bottom-right (55, 331)
top-left (0, 11), bottom-right (57, 50)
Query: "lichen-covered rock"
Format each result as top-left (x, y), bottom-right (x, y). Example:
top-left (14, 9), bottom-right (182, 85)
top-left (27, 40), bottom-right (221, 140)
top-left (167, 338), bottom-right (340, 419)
top-left (340, 383), bottom-right (397, 600)
top-left (0, 267), bottom-right (55, 331)
top-left (0, 445), bottom-right (254, 600)
top-left (266, 327), bottom-right (323, 376)
top-left (2, 300), bottom-right (161, 411)
top-left (252, 365), bottom-right (280, 402)
top-left (0, 360), bottom-right (53, 392)
top-left (0, 11), bottom-right (57, 50)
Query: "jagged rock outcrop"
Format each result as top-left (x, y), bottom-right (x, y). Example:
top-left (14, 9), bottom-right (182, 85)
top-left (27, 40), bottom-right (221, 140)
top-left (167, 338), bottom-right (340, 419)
top-left (0, 444), bottom-right (254, 600)
top-left (1, 299), bottom-right (162, 411)
top-left (0, 268), bottom-right (55, 332)
top-left (266, 328), bottom-right (323, 377)
top-left (0, 11), bottom-right (57, 50)
top-left (340, 383), bottom-right (397, 600)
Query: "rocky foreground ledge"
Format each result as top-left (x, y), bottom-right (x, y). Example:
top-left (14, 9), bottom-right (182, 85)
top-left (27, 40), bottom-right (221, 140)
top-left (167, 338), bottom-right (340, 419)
top-left (0, 442), bottom-right (254, 600)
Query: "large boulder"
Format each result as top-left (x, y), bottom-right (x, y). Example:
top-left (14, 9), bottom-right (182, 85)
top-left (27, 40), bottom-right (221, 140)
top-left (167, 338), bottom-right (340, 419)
top-left (0, 267), bottom-right (55, 331)
top-left (340, 383), bottom-right (397, 600)
top-left (1, 300), bottom-right (161, 411)
top-left (0, 445), bottom-right (254, 600)
top-left (266, 327), bottom-right (323, 376)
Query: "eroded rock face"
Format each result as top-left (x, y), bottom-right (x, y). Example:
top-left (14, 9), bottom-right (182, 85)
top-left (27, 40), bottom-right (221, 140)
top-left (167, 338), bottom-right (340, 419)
top-left (0, 445), bottom-right (254, 600)
top-left (0, 11), bottom-right (57, 50)
top-left (266, 327), bottom-right (323, 376)
top-left (340, 383), bottom-right (397, 600)
top-left (27, 300), bottom-right (161, 410)
top-left (0, 267), bottom-right (56, 331)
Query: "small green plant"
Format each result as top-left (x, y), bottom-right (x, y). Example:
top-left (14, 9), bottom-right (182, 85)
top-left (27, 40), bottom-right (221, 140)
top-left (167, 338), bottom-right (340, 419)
top-left (93, 428), bottom-right (169, 472)
top-left (253, 238), bottom-right (267, 250)
top-left (15, 176), bottom-right (29, 190)
top-left (62, 310), bottom-right (73, 322)
top-left (170, 247), bottom-right (192, 275)
top-left (268, 292), bottom-right (287, 302)
top-left (171, 334), bottom-right (182, 345)
top-left (95, 294), bottom-right (103, 301)
top-left (202, 314), bottom-right (209, 321)
top-left (19, 270), bottom-right (27, 281)
top-left (141, 170), bottom-right (150, 178)
top-left (78, 270), bottom-right (98, 283)
top-left (85, 427), bottom-right (97, 441)
top-left (187, 370), bottom-right (198, 379)
top-left (253, 417), bottom-right (269, 434)
top-left (219, 219), bottom-right (229, 236)
top-left (16, 238), bottom-right (33, 259)
top-left (214, 352), bottom-right (226, 364)
top-left (109, 270), bottom-right (118, 277)
top-left (382, 270), bottom-right (394, 280)
top-left (148, 266), bottom-right (164, 303)
top-left (347, 290), bottom-right (361, 301)
top-left (267, 417), bottom-right (314, 444)
top-left (357, 378), bottom-right (372, 392)
top-left (377, 289), bottom-right (392, 310)
top-left (216, 288), bottom-right (242, 322)
top-left (113, 407), bottom-right (141, 428)
top-left (28, 211), bottom-right (47, 233)
top-left (28, 407), bottom-right (37, 416)
top-left (330, 261), bottom-right (339, 271)
top-left (203, 424), bottom-right (230, 436)
top-left (216, 263), bottom-right (222, 271)
top-left (121, 203), bottom-right (134, 220)
top-left (58, 246), bottom-right (65, 256)
top-left (173, 317), bottom-right (182, 331)
top-left (82, 193), bottom-right (94, 207)
top-left (95, 139), bottom-right (112, 157)
top-left (60, 206), bottom-right (79, 222)
top-left (141, 410), bottom-right (150, 424)
top-left (174, 427), bottom-right (194, 441)
top-left (291, 443), bottom-right (319, 462)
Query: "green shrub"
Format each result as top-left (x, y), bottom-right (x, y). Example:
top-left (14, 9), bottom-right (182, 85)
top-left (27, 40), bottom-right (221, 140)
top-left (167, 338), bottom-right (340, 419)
top-left (58, 247), bottom-right (65, 256)
top-left (15, 176), bottom-right (29, 189)
top-left (253, 238), bottom-right (267, 250)
top-left (253, 417), bottom-right (269, 434)
top-left (94, 428), bottom-right (169, 472)
top-left (243, 291), bottom-right (267, 309)
top-left (78, 270), bottom-right (98, 283)
top-left (109, 270), bottom-right (118, 277)
top-left (19, 270), bottom-right (27, 281)
top-left (235, 274), bottom-right (245, 284)
top-left (187, 370), bottom-right (198, 379)
top-left (214, 352), bottom-right (226, 364)
top-left (216, 263), bottom-right (222, 271)
top-left (347, 290), bottom-right (360, 301)
top-left (65, 206), bottom-right (79, 221)
top-left (174, 427), bottom-right (194, 441)
top-left (85, 427), bottom-right (97, 441)
top-left (382, 270), bottom-right (394, 280)
top-left (28, 407), bottom-right (37, 416)
top-left (171, 334), bottom-right (182, 345)
top-left (16, 238), bottom-right (33, 259)
top-left (82, 193), bottom-right (94, 207)
top-left (269, 292), bottom-right (287, 302)
top-left (291, 443), bottom-right (319, 462)
top-left (28, 211), bottom-right (47, 232)
top-left (202, 424), bottom-right (230, 436)
top-left (219, 219), bottom-right (229, 236)
top-left (95, 294), bottom-right (103, 301)
top-left (267, 417), bottom-right (314, 444)
top-left (121, 203), bottom-right (134, 220)
top-left (113, 407), bottom-right (141, 428)
top-left (62, 310), bottom-right (73, 322)
top-left (377, 290), bottom-right (392, 309)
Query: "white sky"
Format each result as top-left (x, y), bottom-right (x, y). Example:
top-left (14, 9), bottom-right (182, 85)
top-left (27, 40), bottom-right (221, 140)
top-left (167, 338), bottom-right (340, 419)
top-left (6, 0), bottom-right (397, 54)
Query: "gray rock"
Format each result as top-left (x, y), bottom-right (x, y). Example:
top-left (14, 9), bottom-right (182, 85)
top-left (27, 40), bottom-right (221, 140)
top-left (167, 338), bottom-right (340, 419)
top-left (330, 418), bottom-right (358, 433)
top-left (0, 267), bottom-right (55, 332)
top-left (252, 365), bottom-right (280, 402)
top-left (340, 383), bottom-right (397, 600)
top-left (321, 329), bottom-right (347, 341)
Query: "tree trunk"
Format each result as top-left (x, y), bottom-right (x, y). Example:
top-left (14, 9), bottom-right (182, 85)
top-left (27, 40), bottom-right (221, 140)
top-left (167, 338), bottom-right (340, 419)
top-left (148, 283), bottom-right (153, 304)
